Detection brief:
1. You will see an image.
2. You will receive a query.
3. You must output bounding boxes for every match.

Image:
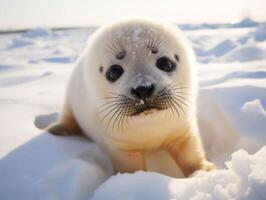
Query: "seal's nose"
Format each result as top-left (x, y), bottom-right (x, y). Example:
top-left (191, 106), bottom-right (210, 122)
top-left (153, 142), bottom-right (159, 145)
top-left (131, 84), bottom-right (155, 100)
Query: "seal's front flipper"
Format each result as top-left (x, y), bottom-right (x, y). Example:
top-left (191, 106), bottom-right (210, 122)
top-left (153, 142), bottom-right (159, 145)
top-left (46, 102), bottom-right (83, 136)
top-left (46, 114), bottom-right (84, 136)
top-left (46, 123), bottom-right (72, 136)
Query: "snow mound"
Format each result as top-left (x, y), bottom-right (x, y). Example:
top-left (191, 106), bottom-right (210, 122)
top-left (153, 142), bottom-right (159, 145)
top-left (206, 39), bottom-right (238, 57)
top-left (6, 38), bottom-right (33, 49)
top-left (232, 18), bottom-right (259, 28)
top-left (187, 22), bottom-right (266, 63)
top-left (239, 99), bottom-right (266, 143)
top-left (0, 134), bottom-right (113, 200)
top-left (92, 147), bottom-right (266, 200)
top-left (241, 99), bottom-right (266, 116)
top-left (179, 18), bottom-right (259, 30)
top-left (221, 44), bottom-right (266, 62)
top-left (34, 112), bottom-right (59, 129)
top-left (42, 56), bottom-right (76, 63)
top-left (251, 25), bottom-right (266, 41)
top-left (22, 28), bottom-right (56, 38)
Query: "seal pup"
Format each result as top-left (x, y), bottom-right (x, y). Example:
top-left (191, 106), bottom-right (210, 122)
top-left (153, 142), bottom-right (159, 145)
top-left (47, 19), bottom-right (215, 176)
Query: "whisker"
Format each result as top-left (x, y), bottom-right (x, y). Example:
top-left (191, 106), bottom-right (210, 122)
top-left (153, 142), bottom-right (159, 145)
top-left (164, 95), bottom-right (176, 119)
top-left (172, 94), bottom-right (191, 104)
top-left (107, 105), bottom-right (122, 128)
top-left (172, 98), bottom-right (188, 115)
top-left (172, 95), bottom-right (190, 108)
top-left (117, 39), bottom-right (125, 53)
top-left (103, 96), bottom-right (121, 100)
top-left (169, 98), bottom-right (180, 119)
top-left (108, 44), bottom-right (120, 55)
top-left (168, 96), bottom-right (182, 118)
top-left (109, 92), bottom-right (136, 101)
top-left (118, 107), bottom-right (129, 132)
top-left (101, 104), bottom-right (120, 123)
top-left (98, 99), bottom-right (121, 107)
top-left (111, 108), bottom-right (124, 132)
top-left (171, 89), bottom-right (190, 93)
top-left (174, 91), bottom-right (191, 96)
top-left (171, 97), bottom-right (185, 115)
top-left (168, 85), bottom-right (190, 91)
top-left (111, 41), bottom-right (121, 54)
top-left (98, 102), bottom-right (119, 115)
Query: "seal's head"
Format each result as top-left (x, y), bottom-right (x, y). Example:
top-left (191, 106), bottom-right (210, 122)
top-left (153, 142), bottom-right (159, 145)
top-left (82, 19), bottom-right (196, 131)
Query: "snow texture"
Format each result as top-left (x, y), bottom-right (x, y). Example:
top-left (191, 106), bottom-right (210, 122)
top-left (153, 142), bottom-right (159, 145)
top-left (0, 20), bottom-right (266, 200)
top-left (92, 147), bottom-right (266, 200)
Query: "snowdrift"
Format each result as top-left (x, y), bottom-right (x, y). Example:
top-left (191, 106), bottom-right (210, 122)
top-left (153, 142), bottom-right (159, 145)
top-left (92, 147), bottom-right (266, 200)
top-left (0, 133), bottom-right (265, 200)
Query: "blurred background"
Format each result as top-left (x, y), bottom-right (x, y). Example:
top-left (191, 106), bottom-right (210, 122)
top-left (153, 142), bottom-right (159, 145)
top-left (0, 0), bottom-right (266, 30)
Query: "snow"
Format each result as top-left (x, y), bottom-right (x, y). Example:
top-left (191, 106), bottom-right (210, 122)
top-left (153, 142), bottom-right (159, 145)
top-left (241, 99), bottom-right (266, 116)
top-left (22, 28), bottom-right (55, 38)
top-left (92, 147), bottom-right (266, 200)
top-left (132, 27), bottom-right (142, 42)
top-left (187, 24), bottom-right (266, 63)
top-left (251, 25), bottom-right (266, 41)
top-left (0, 134), bottom-right (113, 200)
top-left (222, 43), bottom-right (266, 62)
top-left (0, 21), bottom-right (266, 200)
top-left (179, 18), bottom-right (261, 30)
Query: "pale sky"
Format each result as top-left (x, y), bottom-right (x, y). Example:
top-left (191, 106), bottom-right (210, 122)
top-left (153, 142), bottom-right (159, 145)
top-left (0, 0), bottom-right (266, 30)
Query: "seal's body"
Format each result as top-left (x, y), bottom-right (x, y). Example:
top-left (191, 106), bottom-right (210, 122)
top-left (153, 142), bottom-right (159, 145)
top-left (48, 19), bottom-right (215, 176)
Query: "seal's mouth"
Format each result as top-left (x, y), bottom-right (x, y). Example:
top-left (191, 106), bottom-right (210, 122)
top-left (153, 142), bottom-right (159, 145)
top-left (99, 84), bottom-right (189, 128)
top-left (132, 102), bottom-right (161, 116)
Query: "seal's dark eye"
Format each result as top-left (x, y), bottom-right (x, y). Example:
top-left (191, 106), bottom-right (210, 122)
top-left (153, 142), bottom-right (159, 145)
top-left (106, 64), bottom-right (124, 82)
top-left (156, 57), bottom-right (176, 72)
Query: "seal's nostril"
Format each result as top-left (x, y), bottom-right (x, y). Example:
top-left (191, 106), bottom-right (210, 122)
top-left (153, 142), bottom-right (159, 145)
top-left (131, 84), bottom-right (155, 99)
top-left (148, 84), bottom-right (155, 97)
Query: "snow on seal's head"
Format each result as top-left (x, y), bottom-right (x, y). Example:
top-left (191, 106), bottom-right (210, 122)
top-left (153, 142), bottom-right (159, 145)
top-left (79, 19), bottom-right (197, 133)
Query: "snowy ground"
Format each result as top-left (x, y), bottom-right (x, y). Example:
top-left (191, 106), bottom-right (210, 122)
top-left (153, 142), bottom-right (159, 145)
top-left (0, 20), bottom-right (266, 199)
